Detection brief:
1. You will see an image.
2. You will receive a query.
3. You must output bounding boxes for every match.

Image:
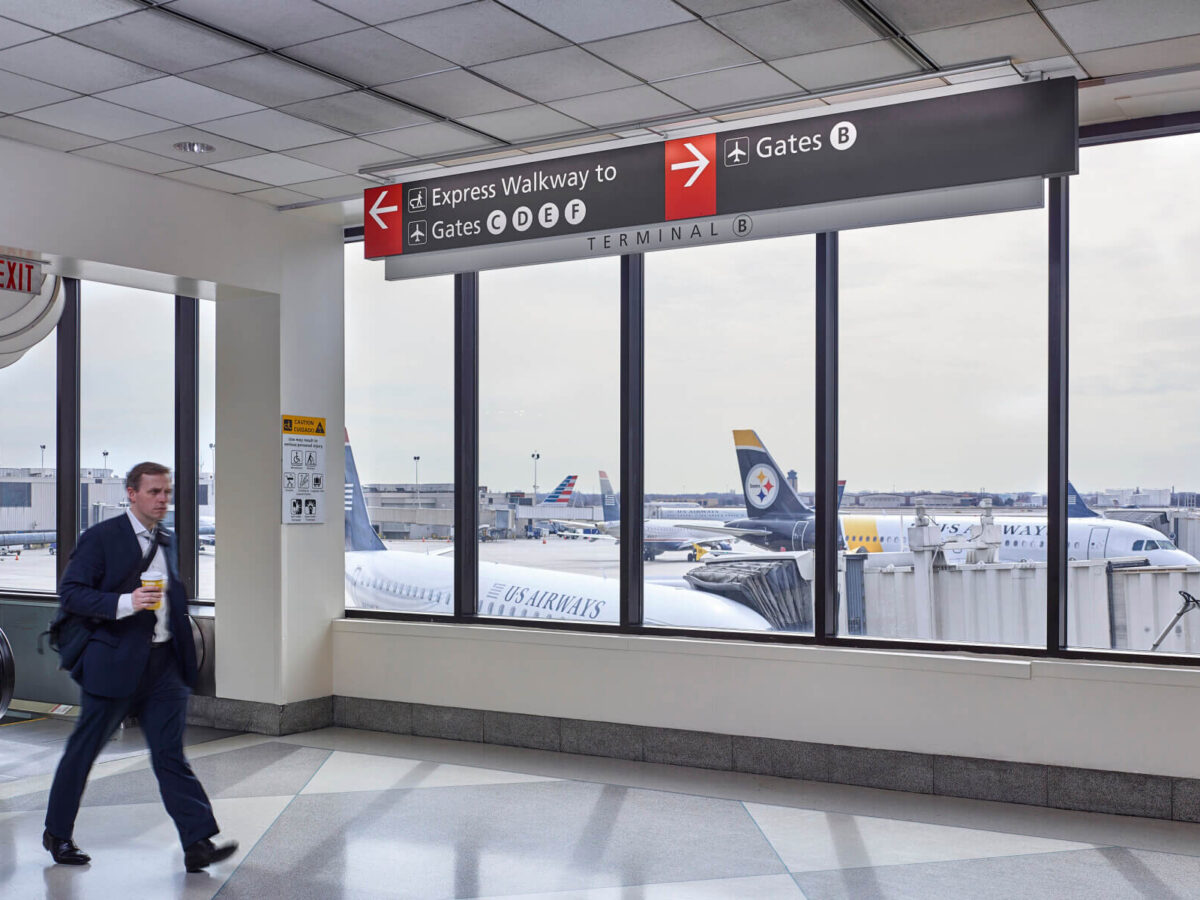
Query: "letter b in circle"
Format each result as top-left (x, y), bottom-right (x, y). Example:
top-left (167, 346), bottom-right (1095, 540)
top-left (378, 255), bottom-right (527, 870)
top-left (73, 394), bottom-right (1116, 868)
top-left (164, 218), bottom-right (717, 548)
top-left (732, 214), bottom-right (753, 238)
top-left (830, 121), bottom-right (857, 151)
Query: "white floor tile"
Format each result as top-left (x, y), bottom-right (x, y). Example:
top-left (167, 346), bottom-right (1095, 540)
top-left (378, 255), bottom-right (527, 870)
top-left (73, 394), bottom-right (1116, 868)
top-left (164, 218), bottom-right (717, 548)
top-left (300, 749), bottom-right (559, 794)
top-left (476, 873), bottom-right (806, 899)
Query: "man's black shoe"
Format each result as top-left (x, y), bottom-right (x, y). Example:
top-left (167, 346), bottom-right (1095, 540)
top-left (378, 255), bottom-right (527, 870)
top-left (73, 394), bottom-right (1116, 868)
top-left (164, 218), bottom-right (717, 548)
top-left (184, 837), bottom-right (238, 873)
top-left (43, 829), bottom-right (90, 865)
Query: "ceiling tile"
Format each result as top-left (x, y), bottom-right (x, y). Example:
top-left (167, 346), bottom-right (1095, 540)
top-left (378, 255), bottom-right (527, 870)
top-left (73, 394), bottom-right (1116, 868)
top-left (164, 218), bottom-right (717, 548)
top-left (0, 115), bottom-right (100, 150)
top-left (282, 174), bottom-right (377, 199)
top-left (771, 40), bottom-right (922, 90)
top-left (0, 16), bottom-right (45, 49)
top-left (473, 46), bottom-right (638, 102)
top-left (120, 126), bottom-right (265, 164)
top-left (1044, 0), bottom-right (1200, 54)
top-left (912, 13), bottom-right (1068, 66)
top-left (318, 0), bottom-right (474, 25)
top-left (238, 186), bottom-right (320, 205)
top-left (457, 104), bottom-right (585, 141)
top-left (284, 137), bottom-right (408, 172)
top-left (437, 147), bottom-right (522, 165)
top-left (1077, 33), bottom-right (1200, 78)
top-left (655, 63), bottom-right (799, 109)
top-left (98, 76), bottom-right (262, 124)
top-left (198, 109), bottom-right (345, 151)
top-left (208, 153), bottom-right (344, 186)
top-left (280, 91), bottom-right (432, 134)
top-left (500, 0), bottom-right (693, 42)
top-left (710, 0), bottom-right (880, 61)
top-left (0, 36), bottom-right (163, 92)
top-left (166, 0), bottom-right (361, 50)
top-left (365, 121), bottom-right (498, 155)
top-left (869, 0), bottom-right (1030, 33)
top-left (550, 85), bottom-right (691, 128)
top-left (64, 9), bottom-right (256, 74)
top-left (283, 27), bottom-right (451, 86)
top-left (713, 97), bottom-right (825, 120)
top-left (182, 54), bottom-right (348, 107)
top-left (378, 68), bottom-right (528, 117)
top-left (0, 0), bottom-right (141, 32)
top-left (21, 97), bottom-right (177, 141)
top-left (161, 166), bottom-right (270, 193)
top-left (71, 142), bottom-right (182, 174)
top-left (380, 1), bottom-right (567, 66)
top-left (674, 0), bottom-right (781, 14)
top-left (0, 69), bottom-right (76, 113)
top-left (584, 21), bottom-right (757, 82)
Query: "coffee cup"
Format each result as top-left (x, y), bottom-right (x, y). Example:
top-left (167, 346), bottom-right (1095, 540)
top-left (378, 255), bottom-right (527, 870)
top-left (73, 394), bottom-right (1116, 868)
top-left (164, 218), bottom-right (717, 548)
top-left (141, 571), bottom-right (166, 610)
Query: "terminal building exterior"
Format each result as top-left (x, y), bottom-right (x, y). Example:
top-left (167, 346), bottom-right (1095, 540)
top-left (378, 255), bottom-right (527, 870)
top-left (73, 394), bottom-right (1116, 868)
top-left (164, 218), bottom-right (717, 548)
top-left (3, 2), bottom-right (1200, 895)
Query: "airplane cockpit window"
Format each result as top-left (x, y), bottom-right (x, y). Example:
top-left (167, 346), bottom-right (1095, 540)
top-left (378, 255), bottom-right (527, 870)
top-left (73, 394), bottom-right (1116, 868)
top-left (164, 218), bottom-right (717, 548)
top-left (1133, 540), bottom-right (1144, 551)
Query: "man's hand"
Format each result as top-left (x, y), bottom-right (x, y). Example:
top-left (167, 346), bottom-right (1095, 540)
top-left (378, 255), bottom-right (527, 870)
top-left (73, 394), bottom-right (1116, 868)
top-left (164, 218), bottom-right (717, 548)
top-left (131, 585), bottom-right (163, 611)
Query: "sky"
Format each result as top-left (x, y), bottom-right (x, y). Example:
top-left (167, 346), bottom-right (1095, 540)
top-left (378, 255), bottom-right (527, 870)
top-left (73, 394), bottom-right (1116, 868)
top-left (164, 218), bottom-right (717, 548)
top-left (2, 134), bottom-right (1197, 498)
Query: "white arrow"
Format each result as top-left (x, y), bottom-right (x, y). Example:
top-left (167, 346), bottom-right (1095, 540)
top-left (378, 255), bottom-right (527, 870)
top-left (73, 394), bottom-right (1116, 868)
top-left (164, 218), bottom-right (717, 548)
top-left (369, 190), bottom-right (399, 229)
top-left (670, 142), bottom-right (709, 188)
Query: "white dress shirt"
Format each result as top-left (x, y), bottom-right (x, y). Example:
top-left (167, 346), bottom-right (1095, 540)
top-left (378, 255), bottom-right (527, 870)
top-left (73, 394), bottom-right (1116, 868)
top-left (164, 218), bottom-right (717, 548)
top-left (115, 509), bottom-right (171, 643)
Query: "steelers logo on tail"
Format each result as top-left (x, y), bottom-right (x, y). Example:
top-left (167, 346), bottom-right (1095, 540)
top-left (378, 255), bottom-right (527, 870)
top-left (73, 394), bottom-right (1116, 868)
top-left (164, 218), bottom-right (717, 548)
top-left (745, 464), bottom-right (779, 509)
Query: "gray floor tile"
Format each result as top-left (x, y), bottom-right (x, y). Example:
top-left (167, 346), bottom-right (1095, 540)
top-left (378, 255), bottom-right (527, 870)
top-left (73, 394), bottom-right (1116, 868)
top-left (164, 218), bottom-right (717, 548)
top-left (793, 846), bottom-right (1200, 900)
top-left (218, 780), bottom-right (786, 898)
top-left (1, 740), bottom-right (329, 811)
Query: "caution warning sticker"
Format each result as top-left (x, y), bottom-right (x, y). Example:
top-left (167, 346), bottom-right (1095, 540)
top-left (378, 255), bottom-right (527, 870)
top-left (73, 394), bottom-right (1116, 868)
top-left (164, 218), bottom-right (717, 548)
top-left (282, 415), bottom-right (326, 436)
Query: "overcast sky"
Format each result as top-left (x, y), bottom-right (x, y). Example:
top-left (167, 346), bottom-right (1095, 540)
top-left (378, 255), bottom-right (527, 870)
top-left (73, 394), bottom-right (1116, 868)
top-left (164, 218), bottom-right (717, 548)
top-left (2, 135), bottom-right (1196, 498)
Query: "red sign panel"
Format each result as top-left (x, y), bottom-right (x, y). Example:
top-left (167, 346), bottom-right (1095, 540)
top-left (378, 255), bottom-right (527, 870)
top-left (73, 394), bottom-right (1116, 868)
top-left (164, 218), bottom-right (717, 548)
top-left (664, 133), bottom-right (716, 221)
top-left (363, 185), bottom-right (404, 259)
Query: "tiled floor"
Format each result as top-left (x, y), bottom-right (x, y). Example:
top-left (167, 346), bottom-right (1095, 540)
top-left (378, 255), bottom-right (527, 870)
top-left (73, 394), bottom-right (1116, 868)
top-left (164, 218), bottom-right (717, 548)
top-left (3, 721), bottom-right (1200, 898)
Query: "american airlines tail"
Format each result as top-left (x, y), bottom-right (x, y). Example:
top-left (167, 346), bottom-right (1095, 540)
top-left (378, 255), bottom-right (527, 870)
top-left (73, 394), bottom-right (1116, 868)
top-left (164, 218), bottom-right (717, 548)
top-left (733, 430), bottom-right (813, 519)
top-left (541, 474), bottom-right (579, 504)
top-left (598, 471), bottom-right (620, 523)
top-left (1067, 482), bottom-right (1100, 518)
top-left (344, 431), bottom-right (386, 552)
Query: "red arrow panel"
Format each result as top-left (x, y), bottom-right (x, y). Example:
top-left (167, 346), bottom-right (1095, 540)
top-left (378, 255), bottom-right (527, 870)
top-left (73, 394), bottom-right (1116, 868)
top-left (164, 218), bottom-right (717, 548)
top-left (364, 185), bottom-right (404, 259)
top-left (664, 134), bottom-right (716, 222)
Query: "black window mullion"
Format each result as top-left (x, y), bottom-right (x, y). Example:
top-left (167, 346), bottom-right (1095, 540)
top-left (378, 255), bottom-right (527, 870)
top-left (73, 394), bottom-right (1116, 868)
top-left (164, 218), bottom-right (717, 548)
top-left (620, 254), bottom-right (645, 627)
top-left (55, 278), bottom-right (81, 585)
top-left (1047, 177), bottom-right (1069, 653)
top-left (815, 233), bottom-right (839, 641)
top-left (454, 272), bottom-right (479, 617)
top-left (174, 295), bottom-right (199, 598)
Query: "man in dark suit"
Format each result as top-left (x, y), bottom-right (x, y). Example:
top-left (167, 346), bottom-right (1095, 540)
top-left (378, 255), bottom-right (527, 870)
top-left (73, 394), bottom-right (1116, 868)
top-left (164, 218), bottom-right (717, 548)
top-left (43, 462), bottom-right (236, 873)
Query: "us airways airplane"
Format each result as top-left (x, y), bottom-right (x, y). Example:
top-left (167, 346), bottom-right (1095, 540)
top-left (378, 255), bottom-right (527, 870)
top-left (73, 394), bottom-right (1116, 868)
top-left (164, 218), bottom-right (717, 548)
top-left (555, 472), bottom-right (742, 561)
top-left (342, 436), bottom-right (771, 629)
top-left (702, 429), bottom-right (1199, 567)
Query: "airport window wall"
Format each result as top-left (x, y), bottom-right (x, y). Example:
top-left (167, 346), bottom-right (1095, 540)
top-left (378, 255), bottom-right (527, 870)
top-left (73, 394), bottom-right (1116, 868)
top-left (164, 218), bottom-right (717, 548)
top-left (198, 299), bottom-right (216, 600)
top-left (0, 327), bottom-right (56, 592)
top-left (645, 237), bottom-right (816, 633)
top-left (344, 244), bottom-right (456, 615)
top-left (478, 257), bottom-right (621, 626)
top-left (840, 208), bottom-right (1048, 647)
top-left (1069, 133), bottom-right (1200, 655)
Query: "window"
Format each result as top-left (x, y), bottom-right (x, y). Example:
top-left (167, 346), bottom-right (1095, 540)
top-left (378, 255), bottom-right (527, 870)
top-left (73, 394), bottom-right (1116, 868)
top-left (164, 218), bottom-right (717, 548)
top-left (344, 245), bottom-right (454, 614)
top-left (197, 298), bottom-right (216, 599)
top-left (0, 327), bottom-right (56, 591)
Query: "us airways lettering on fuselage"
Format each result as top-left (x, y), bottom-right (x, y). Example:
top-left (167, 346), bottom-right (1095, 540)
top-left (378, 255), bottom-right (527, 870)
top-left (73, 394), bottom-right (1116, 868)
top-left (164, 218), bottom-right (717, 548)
top-left (932, 521), bottom-right (1047, 537)
top-left (494, 582), bottom-right (605, 619)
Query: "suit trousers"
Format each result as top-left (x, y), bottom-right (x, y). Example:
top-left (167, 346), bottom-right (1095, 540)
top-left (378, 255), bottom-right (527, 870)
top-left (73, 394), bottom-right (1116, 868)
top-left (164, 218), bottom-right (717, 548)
top-left (45, 642), bottom-right (219, 848)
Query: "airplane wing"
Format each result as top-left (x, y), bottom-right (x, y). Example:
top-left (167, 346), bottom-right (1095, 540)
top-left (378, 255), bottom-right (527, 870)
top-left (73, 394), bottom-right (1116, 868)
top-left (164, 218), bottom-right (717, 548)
top-left (675, 522), bottom-right (771, 538)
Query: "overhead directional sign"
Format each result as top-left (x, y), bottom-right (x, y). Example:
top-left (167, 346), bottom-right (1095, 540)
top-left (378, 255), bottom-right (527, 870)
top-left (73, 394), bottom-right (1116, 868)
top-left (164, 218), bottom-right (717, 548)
top-left (367, 78), bottom-right (1077, 275)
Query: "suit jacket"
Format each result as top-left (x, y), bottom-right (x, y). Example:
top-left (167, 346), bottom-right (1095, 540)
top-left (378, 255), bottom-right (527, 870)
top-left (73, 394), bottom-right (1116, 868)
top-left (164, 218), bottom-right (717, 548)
top-left (59, 514), bottom-right (198, 697)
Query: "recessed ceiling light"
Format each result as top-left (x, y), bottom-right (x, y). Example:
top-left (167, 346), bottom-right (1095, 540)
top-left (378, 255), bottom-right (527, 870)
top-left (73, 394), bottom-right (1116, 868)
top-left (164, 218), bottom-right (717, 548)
top-left (172, 141), bottom-right (215, 154)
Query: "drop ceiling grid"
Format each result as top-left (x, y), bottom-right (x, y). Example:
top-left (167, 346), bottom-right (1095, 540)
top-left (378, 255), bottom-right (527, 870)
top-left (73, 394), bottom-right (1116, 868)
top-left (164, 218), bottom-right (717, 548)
top-left (0, 0), bottom-right (1187, 204)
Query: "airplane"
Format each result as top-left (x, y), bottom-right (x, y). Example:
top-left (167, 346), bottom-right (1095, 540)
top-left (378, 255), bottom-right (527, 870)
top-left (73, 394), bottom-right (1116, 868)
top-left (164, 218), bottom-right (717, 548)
top-left (726, 144), bottom-right (747, 163)
top-left (702, 429), bottom-right (1200, 567)
top-left (342, 434), bottom-right (772, 630)
top-left (0, 530), bottom-right (55, 548)
top-left (554, 472), bottom-right (742, 561)
top-left (538, 475), bottom-right (578, 505)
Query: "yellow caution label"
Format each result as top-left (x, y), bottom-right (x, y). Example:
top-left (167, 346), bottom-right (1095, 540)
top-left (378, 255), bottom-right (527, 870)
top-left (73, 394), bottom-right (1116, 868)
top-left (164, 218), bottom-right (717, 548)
top-left (282, 415), bottom-right (326, 436)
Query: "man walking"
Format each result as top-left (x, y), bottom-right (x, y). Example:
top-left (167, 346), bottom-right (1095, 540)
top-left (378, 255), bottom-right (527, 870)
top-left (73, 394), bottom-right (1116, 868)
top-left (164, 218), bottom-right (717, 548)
top-left (43, 462), bottom-right (236, 873)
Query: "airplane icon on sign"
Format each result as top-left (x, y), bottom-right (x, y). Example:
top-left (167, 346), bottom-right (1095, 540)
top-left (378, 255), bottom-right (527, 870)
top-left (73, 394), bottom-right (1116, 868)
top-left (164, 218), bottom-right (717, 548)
top-left (408, 220), bottom-right (427, 245)
top-left (724, 136), bottom-right (749, 166)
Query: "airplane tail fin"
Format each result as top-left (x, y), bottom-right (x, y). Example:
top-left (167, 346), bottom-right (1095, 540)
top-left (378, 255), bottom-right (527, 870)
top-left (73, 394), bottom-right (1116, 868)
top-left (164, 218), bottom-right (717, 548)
top-left (598, 470), bottom-right (620, 523)
top-left (733, 430), bottom-right (813, 519)
top-left (1067, 482), bottom-right (1100, 518)
top-left (541, 474), bottom-right (578, 504)
top-left (837, 479), bottom-right (846, 508)
top-left (345, 430), bottom-right (386, 552)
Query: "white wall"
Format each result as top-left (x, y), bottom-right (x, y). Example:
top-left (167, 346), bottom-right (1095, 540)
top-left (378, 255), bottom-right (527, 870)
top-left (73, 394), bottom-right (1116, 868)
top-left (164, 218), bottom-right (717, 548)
top-left (333, 620), bottom-right (1200, 779)
top-left (0, 136), bottom-right (345, 707)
